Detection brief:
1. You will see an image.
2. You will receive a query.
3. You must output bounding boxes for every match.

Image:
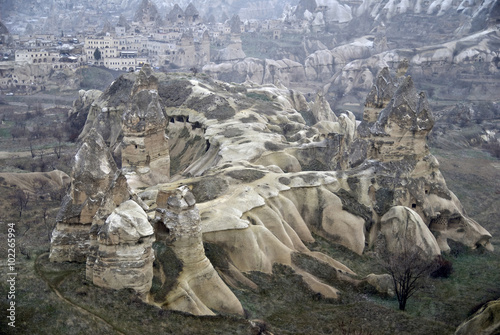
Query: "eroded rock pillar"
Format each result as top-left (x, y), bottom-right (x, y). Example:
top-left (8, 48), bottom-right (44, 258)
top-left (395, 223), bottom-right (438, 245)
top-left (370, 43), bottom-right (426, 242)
top-left (153, 186), bottom-right (244, 316)
top-left (91, 200), bottom-right (155, 297)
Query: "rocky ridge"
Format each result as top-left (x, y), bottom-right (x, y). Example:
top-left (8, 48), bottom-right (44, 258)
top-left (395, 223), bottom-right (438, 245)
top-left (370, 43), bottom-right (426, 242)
top-left (204, 26), bottom-right (499, 108)
top-left (51, 64), bottom-right (492, 316)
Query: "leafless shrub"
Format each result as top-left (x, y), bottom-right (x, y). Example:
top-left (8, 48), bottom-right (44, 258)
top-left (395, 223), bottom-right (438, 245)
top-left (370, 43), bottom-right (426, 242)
top-left (13, 188), bottom-right (30, 217)
top-left (379, 242), bottom-right (436, 311)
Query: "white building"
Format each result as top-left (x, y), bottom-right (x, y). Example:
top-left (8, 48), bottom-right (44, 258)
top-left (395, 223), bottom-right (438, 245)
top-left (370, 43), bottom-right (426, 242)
top-left (15, 49), bottom-right (60, 64)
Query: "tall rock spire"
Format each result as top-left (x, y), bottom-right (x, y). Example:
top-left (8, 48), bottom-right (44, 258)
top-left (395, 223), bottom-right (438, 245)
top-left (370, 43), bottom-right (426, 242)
top-left (50, 129), bottom-right (118, 262)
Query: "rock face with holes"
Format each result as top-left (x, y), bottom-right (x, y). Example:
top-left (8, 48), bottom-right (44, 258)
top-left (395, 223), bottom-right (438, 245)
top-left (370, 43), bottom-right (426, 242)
top-left (353, 70), bottom-right (492, 253)
top-left (51, 66), bottom-right (492, 315)
top-left (50, 128), bottom-right (118, 262)
top-left (120, 87), bottom-right (170, 189)
top-left (357, 74), bottom-right (434, 162)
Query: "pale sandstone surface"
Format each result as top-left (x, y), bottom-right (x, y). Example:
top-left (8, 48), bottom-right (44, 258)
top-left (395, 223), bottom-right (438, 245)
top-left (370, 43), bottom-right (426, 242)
top-left (50, 128), bottom-right (118, 262)
top-left (376, 206), bottom-right (441, 259)
top-left (203, 25), bottom-right (499, 108)
top-left (455, 299), bottom-right (500, 335)
top-left (91, 200), bottom-right (155, 297)
top-left (50, 65), bottom-right (493, 315)
top-left (0, 170), bottom-right (70, 196)
top-left (152, 186), bottom-right (244, 316)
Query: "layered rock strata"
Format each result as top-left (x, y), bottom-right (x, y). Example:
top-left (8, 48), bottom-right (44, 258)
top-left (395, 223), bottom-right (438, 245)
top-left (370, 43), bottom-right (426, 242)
top-left (357, 75), bottom-right (434, 162)
top-left (85, 171), bottom-right (148, 281)
top-left (50, 129), bottom-right (118, 262)
top-left (120, 88), bottom-right (170, 189)
top-left (152, 186), bottom-right (244, 315)
top-left (51, 66), bottom-right (493, 315)
top-left (91, 200), bottom-right (155, 297)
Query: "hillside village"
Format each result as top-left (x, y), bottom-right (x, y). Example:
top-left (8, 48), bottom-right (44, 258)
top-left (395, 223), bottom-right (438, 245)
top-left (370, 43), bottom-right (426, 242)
top-left (0, 0), bottom-right (300, 93)
top-left (0, 1), bottom-right (499, 334)
top-left (1, 0), bottom-right (498, 98)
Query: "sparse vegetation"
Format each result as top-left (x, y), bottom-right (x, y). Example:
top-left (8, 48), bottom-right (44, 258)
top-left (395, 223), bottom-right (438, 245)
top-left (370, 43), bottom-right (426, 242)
top-left (77, 66), bottom-right (119, 90)
top-left (0, 65), bottom-right (497, 335)
top-left (379, 244), bottom-right (436, 311)
top-left (483, 141), bottom-right (500, 159)
top-left (158, 79), bottom-right (193, 107)
top-left (2, 218), bottom-right (498, 335)
top-left (13, 188), bottom-right (30, 217)
top-left (246, 92), bottom-right (272, 102)
top-left (0, 0), bottom-right (499, 331)
top-left (93, 47), bottom-right (102, 61)
top-left (189, 177), bottom-right (229, 203)
top-left (225, 169), bottom-right (266, 182)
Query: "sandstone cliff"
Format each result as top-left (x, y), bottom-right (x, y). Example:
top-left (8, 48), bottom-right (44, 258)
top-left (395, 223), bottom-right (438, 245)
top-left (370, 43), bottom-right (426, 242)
top-left (50, 65), bottom-right (492, 316)
top-left (50, 128), bottom-right (119, 262)
top-left (152, 186), bottom-right (244, 315)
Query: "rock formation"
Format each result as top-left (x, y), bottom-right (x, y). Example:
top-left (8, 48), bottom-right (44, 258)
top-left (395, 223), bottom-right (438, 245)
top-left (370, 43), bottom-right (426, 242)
top-left (358, 75), bottom-right (435, 161)
top-left (51, 65), bottom-right (493, 315)
top-left (91, 200), bottom-right (155, 297)
top-left (354, 71), bottom-right (492, 253)
top-left (133, 0), bottom-right (163, 27)
top-left (375, 206), bottom-right (441, 259)
top-left (310, 90), bottom-right (338, 123)
top-left (455, 298), bottom-right (500, 335)
top-left (151, 186), bottom-right (244, 315)
top-left (120, 87), bottom-right (170, 188)
top-left (362, 67), bottom-right (396, 123)
top-left (50, 128), bottom-right (118, 262)
top-left (202, 2), bottom-right (500, 115)
top-left (0, 20), bottom-right (11, 45)
top-left (85, 171), bottom-right (149, 283)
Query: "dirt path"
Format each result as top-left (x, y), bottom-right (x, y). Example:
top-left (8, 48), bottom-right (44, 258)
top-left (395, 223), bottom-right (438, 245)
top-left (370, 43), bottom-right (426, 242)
top-left (0, 151), bottom-right (31, 159)
top-left (34, 253), bottom-right (127, 335)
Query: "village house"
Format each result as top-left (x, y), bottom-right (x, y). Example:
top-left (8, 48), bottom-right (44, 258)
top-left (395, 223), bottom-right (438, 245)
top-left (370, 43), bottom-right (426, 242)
top-left (79, 2), bottom-right (214, 70)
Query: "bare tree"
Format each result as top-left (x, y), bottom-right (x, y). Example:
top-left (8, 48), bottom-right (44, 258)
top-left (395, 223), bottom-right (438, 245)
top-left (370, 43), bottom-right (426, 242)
top-left (28, 127), bottom-right (42, 158)
top-left (34, 101), bottom-right (44, 117)
top-left (53, 126), bottom-right (65, 159)
top-left (28, 137), bottom-right (36, 158)
top-left (50, 186), bottom-right (67, 202)
top-left (10, 126), bottom-right (26, 141)
top-left (18, 242), bottom-right (32, 260)
top-left (38, 147), bottom-right (47, 166)
top-left (33, 177), bottom-right (51, 198)
top-left (380, 243), bottom-right (436, 311)
top-left (41, 205), bottom-right (54, 242)
top-left (13, 189), bottom-right (30, 217)
top-left (30, 161), bottom-right (39, 172)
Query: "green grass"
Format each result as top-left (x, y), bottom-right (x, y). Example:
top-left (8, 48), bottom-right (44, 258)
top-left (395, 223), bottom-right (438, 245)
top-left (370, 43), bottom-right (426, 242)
top-left (306, 233), bottom-right (384, 277)
top-left (431, 146), bottom-right (500, 240)
top-left (245, 92), bottom-right (272, 102)
top-left (372, 247), bottom-right (500, 327)
top-left (231, 264), bottom-right (450, 335)
top-left (2, 212), bottom-right (498, 335)
top-left (303, 232), bottom-right (500, 331)
top-left (0, 127), bottom-right (11, 138)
